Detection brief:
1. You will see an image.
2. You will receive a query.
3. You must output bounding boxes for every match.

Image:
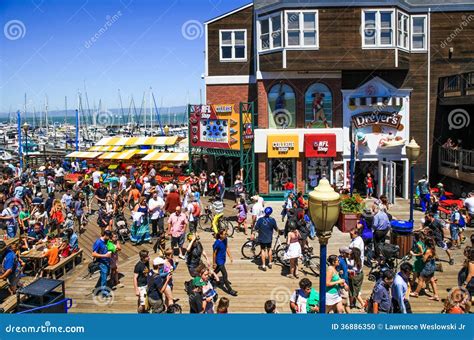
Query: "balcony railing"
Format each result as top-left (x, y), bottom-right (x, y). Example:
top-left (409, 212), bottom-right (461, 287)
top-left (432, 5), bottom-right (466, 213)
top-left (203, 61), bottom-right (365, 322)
top-left (439, 71), bottom-right (474, 98)
top-left (439, 146), bottom-right (474, 172)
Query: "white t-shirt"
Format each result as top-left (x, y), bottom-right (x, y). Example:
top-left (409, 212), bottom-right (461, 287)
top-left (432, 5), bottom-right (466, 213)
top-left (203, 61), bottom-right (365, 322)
top-left (349, 236), bottom-right (365, 264)
top-left (55, 167), bottom-right (65, 177)
top-left (290, 289), bottom-right (308, 314)
top-left (251, 203), bottom-right (265, 220)
top-left (148, 197), bottom-right (164, 220)
top-left (187, 203), bottom-right (195, 222)
top-left (143, 182), bottom-right (151, 195)
top-left (119, 175), bottom-right (127, 190)
top-left (465, 197), bottom-right (474, 215)
top-left (92, 171), bottom-right (101, 184)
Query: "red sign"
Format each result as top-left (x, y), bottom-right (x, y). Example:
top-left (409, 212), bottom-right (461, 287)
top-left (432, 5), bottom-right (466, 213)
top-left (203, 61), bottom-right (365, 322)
top-left (304, 134), bottom-right (336, 158)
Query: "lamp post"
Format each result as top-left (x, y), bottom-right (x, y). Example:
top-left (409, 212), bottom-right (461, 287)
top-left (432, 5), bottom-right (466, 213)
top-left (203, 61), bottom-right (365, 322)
top-left (308, 177), bottom-right (341, 313)
top-left (22, 122), bottom-right (29, 169)
top-left (164, 125), bottom-right (169, 136)
top-left (406, 138), bottom-right (420, 223)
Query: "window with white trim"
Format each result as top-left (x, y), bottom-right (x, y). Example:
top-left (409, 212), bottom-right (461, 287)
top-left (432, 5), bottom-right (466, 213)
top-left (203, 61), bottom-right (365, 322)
top-left (397, 12), bottom-right (409, 49)
top-left (285, 10), bottom-right (318, 48)
top-left (259, 14), bottom-right (282, 51)
top-left (219, 30), bottom-right (247, 61)
top-left (411, 15), bottom-right (427, 51)
top-left (362, 9), bottom-right (395, 47)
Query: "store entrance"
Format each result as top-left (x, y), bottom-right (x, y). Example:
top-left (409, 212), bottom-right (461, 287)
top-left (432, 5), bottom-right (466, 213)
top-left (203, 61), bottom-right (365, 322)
top-left (353, 161), bottom-right (379, 197)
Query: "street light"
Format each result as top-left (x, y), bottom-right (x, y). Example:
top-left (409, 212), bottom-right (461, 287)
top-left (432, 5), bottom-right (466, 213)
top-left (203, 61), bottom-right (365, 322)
top-left (406, 138), bottom-right (420, 223)
top-left (22, 122), bottom-right (29, 168)
top-left (164, 125), bottom-right (170, 136)
top-left (308, 177), bottom-right (341, 314)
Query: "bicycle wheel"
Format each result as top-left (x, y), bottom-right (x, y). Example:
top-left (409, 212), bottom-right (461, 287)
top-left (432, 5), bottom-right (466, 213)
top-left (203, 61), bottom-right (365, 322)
top-left (241, 240), bottom-right (261, 259)
top-left (275, 245), bottom-right (290, 267)
top-left (224, 220), bottom-right (235, 237)
top-left (198, 215), bottom-right (210, 231)
top-left (304, 255), bottom-right (321, 276)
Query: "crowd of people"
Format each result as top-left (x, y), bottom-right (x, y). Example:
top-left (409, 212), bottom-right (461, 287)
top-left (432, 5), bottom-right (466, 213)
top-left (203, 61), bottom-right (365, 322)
top-left (0, 159), bottom-right (472, 315)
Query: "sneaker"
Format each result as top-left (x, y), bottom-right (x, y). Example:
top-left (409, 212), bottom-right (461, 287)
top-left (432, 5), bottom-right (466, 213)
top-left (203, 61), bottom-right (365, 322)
top-left (229, 290), bottom-right (238, 297)
top-left (178, 255), bottom-right (185, 260)
top-left (449, 259), bottom-right (454, 265)
top-left (258, 265), bottom-right (267, 271)
top-left (268, 263), bottom-right (273, 269)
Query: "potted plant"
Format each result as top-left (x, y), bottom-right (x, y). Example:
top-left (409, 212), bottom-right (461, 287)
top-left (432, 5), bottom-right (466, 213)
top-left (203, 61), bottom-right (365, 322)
top-left (338, 194), bottom-right (364, 233)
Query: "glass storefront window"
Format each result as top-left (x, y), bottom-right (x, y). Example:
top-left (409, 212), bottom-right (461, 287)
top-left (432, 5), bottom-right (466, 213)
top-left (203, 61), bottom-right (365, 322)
top-left (306, 158), bottom-right (332, 191)
top-left (268, 83), bottom-right (296, 129)
top-left (269, 158), bottom-right (296, 192)
top-left (304, 83), bottom-right (333, 128)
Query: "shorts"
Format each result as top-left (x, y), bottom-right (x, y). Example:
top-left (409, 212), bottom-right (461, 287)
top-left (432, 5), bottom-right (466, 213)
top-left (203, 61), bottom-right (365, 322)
top-left (367, 187), bottom-right (373, 194)
top-left (450, 225), bottom-right (459, 241)
top-left (138, 286), bottom-right (147, 306)
top-left (238, 216), bottom-right (246, 224)
top-left (435, 239), bottom-right (449, 251)
top-left (259, 242), bottom-right (272, 250)
top-left (340, 288), bottom-right (349, 305)
top-left (55, 177), bottom-right (64, 184)
top-left (171, 234), bottom-right (185, 248)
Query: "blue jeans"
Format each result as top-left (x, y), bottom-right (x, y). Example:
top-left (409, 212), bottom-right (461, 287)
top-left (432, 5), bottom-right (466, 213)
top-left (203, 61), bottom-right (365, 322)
top-left (98, 263), bottom-right (110, 296)
top-left (7, 224), bottom-right (17, 238)
top-left (420, 194), bottom-right (430, 212)
top-left (219, 185), bottom-right (225, 200)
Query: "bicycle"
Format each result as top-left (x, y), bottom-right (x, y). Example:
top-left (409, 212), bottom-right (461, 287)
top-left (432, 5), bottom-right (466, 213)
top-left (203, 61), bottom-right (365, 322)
top-left (241, 229), bottom-right (287, 261)
top-left (276, 245), bottom-right (321, 277)
top-left (197, 206), bottom-right (235, 237)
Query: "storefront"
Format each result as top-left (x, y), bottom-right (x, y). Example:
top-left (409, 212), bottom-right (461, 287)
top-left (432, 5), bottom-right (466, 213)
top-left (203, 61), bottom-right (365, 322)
top-left (341, 77), bottom-right (412, 201)
top-left (254, 129), bottom-right (343, 196)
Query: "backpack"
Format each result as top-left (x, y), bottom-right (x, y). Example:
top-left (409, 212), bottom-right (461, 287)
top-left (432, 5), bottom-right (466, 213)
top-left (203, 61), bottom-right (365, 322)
top-left (192, 202), bottom-right (201, 217)
top-left (458, 214), bottom-right (466, 228)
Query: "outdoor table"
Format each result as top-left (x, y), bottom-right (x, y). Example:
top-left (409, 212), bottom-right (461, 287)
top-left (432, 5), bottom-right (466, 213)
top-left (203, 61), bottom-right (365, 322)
top-left (431, 188), bottom-right (455, 199)
top-left (20, 247), bottom-right (45, 276)
top-left (439, 199), bottom-right (464, 209)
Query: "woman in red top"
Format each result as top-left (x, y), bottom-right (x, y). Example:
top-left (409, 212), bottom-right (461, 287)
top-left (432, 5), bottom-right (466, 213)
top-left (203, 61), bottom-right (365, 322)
top-left (49, 199), bottom-right (65, 232)
top-left (283, 178), bottom-right (295, 192)
top-left (365, 173), bottom-right (374, 199)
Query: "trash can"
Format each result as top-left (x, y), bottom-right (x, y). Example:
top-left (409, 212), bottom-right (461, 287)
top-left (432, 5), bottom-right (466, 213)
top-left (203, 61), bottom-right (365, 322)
top-left (16, 278), bottom-right (66, 313)
top-left (390, 220), bottom-right (414, 258)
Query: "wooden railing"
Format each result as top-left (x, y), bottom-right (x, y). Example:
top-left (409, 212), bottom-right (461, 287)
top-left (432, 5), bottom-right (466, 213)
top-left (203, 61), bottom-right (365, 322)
top-left (439, 71), bottom-right (474, 97)
top-left (439, 146), bottom-right (474, 172)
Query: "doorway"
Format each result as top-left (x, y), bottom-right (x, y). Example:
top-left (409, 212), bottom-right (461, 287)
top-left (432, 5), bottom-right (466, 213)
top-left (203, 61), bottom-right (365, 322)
top-left (353, 161), bottom-right (379, 196)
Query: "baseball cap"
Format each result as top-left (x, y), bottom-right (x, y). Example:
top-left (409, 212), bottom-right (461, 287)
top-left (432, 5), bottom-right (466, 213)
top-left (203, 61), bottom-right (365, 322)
top-left (104, 230), bottom-right (113, 237)
top-left (192, 276), bottom-right (206, 288)
top-left (153, 257), bottom-right (165, 266)
top-left (339, 247), bottom-right (352, 255)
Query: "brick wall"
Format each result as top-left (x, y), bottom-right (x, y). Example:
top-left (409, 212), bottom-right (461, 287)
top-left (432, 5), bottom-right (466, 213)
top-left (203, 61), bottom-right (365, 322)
top-left (258, 154), bottom-right (268, 194)
top-left (206, 84), bottom-right (257, 108)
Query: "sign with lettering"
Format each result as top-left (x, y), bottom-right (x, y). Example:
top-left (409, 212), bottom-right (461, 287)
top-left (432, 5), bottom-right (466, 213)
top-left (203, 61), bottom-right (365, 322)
top-left (267, 135), bottom-right (299, 158)
top-left (352, 111), bottom-right (403, 129)
top-left (189, 104), bottom-right (242, 150)
top-left (305, 134), bottom-right (337, 158)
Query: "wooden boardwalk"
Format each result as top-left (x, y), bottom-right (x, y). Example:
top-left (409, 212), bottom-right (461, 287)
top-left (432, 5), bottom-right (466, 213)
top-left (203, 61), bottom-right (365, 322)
top-left (61, 197), bottom-right (471, 314)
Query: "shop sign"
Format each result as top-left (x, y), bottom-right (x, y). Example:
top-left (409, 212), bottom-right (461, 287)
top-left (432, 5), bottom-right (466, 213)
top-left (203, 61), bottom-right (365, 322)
top-left (352, 111), bottom-right (402, 129)
top-left (268, 135), bottom-right (299, 158)
top-left (243, 123), bottom-right (254, 142)
top-left (305, 134), bottom-right (336, 158)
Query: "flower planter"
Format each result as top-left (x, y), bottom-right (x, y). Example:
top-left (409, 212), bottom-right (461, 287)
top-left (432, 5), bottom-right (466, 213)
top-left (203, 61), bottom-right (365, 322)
top-left (338, 213), bottom-right (359, 233)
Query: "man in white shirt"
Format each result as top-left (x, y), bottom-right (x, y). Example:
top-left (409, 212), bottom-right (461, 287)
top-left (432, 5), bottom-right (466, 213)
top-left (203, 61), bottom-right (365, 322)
top-left (218, 171), bottom-right (225, 201)
top-left (119, 172), bottom-right (128, 191)
top-left (92, 169), bottom-right (102, 189)
top-left (54, 164), bottom-right (66, 191)
top-left (349, 227), bottom-right (365, 264)
top-left (251, 195), bottom-right (265, 228)
top-left (464, 192), bottom-right (474, 227)
top-left (148, 192), bottom-right (164, 237)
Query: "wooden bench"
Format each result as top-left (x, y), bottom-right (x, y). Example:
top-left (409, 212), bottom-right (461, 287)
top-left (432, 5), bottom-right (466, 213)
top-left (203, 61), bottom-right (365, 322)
top-left (0, 279), bottom-right (9, 290)
top-left (43, 249), bottom-right (83, 279)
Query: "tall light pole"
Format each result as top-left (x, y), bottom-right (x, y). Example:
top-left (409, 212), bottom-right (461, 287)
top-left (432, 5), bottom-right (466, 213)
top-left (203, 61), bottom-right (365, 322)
top-left (22, 122), bottom-right (30, 168)
top-left (406, 138), bottom-right (420, 224)
top-left (308, 177), bottom-right (341, 313)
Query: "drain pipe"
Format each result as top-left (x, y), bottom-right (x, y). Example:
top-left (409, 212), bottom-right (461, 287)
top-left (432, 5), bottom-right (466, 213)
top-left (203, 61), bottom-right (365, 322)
top-left (426, 8), bottom-right (431, 177)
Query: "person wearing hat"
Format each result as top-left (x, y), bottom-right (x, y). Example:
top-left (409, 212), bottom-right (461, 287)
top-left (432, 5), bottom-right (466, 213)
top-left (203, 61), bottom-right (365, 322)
top-left (0, 240), bottom-right (20, 294)
top-left (189, 276), bottom-right (206, 313)
top-left (0, 199), bottom-right (19, 239)
top-left (253, 206), bottom-right (278, 271)
top-left (147, 257), bottom-right (167, 313)
top-left (92, 230), bottom-right (112, 298)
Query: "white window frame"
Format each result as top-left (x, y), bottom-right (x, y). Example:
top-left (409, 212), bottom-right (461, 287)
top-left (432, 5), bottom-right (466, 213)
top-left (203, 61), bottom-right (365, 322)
top-left (219, 29), bottom-right (247, 62)
top-left (258, 12), bottom-right (283, 52)
top-left (284, 10), bottom-right (319, 49)
top-left (410, 15), bottom-right (428, 52)
top-left (397, 11), bottom-right (410, 50)
top-left (361, 9), bottom-right (395, 48)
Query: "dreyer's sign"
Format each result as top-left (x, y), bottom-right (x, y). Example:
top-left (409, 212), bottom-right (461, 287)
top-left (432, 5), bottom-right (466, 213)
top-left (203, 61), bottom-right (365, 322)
top-left (352, 111), bottom-right (402, 129)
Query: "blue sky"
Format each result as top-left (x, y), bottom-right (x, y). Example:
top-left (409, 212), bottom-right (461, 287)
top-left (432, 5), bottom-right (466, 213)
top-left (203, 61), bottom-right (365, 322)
top-left (0, 0), bottom-right (250, 113)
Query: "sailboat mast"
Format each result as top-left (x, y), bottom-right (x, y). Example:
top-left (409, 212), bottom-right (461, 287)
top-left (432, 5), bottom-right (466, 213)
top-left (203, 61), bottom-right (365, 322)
top-left (149, 87), bottom-right (153, 132)
top-left (65, 96), bottom-right (68, 125)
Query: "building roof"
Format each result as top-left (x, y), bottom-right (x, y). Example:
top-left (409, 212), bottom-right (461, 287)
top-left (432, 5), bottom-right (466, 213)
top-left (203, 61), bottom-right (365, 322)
top-left (254, 0), bottom-right (474, 12)
top-left (204, 3), bottom-right (253, 25)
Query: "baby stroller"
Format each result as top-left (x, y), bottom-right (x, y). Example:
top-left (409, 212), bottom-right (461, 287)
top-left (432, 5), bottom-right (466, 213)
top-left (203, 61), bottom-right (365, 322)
top-left (367, 243), bottom-right (400, 282)
top-left (114, 212), bottom-right (131, 243)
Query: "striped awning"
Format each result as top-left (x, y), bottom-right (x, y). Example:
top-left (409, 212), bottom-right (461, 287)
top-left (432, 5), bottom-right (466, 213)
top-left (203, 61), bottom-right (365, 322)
top-left (65, 151), bottom-right (103, 159)
top-left (98, 149), bottom-right (141, 160)
top-left (88, 146), bottom-right (124, 152)
top-left (141, 151), bottom-right (189, 162)
top-left (348, 96), bottom-right (403, 108)
top-left (95, 136), bottom-right (179, 147)
top-left (98, 152), bottom-right (119, 160)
